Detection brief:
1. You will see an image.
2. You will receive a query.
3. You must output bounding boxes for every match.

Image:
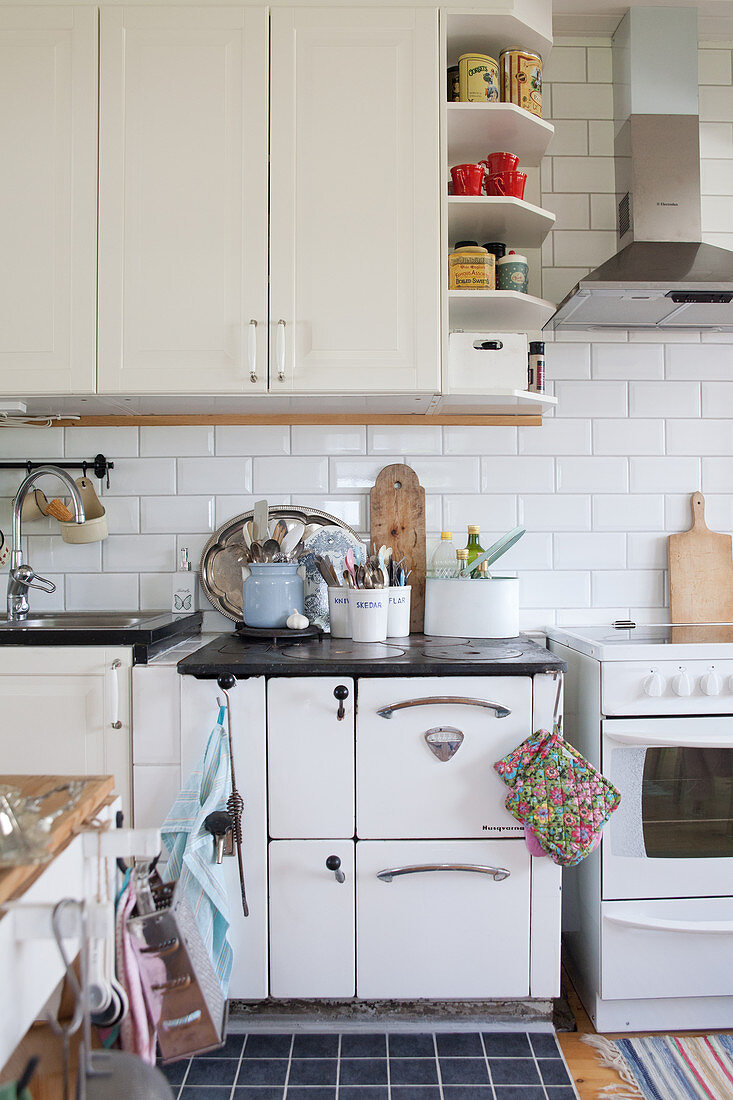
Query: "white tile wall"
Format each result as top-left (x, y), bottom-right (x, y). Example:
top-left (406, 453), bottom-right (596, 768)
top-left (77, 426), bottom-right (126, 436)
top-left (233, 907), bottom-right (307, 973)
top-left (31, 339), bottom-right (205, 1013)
top-left (4, 44), bottom-right (732, 632)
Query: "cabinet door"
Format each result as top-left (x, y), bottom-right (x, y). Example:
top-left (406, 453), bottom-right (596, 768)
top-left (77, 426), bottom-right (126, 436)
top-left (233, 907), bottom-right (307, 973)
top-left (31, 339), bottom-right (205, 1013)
top-left (269, 840), bottom-right (355, 998)
top-left (98, 7), bottom-right (268, 394)
top-left (356, 840), bottom-right (530, 999)
top-left (269, 8), bottom-right (440, 394)
top-left (268, 677), bottom-right (355, 839)
top-left (0, 647), bottom-right (131, 817)
top-left (0, 7), bottom-right (97, 394)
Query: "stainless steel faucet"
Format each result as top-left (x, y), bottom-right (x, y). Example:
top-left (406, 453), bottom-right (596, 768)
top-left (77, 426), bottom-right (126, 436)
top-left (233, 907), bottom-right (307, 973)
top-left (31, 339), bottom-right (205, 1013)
top-left (7, 466), bottom-right (85, 621)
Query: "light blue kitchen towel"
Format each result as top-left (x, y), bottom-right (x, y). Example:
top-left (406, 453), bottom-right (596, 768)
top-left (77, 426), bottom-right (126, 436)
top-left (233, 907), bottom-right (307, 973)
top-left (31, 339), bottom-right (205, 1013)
top-left (161, 706), bottom-right (233, 995)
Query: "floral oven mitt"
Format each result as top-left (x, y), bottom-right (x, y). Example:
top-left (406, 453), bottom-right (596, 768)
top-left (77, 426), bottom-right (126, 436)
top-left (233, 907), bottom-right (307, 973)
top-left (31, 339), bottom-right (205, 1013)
top-left (494, 728), bottom-right (621, 867)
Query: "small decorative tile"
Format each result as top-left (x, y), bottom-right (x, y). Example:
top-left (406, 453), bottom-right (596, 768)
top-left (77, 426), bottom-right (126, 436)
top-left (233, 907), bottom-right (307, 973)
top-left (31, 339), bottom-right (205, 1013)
top-left (236, 1060), bottom-right (289, 1086)
top-left (287, 1059), bottom-right (338, 1086)
top-left (539, 1059), bottom-right (572, 1086)
top-left (388, 1034), bottom-right (435, 1058)
top-left (243, 1035), bottom-right (292, 1059)
top-left (186, 1058), bottom-right (240, 1086)
top-left (482, 1033), bottom-right (532, 1058)
top-left (340, 1034), bottom-right (387, 1059)
top-left (438, 1059), bottom-right (490, 1085)
top-left (338, 1059), bottom-right (388, 1086)
top-left (488, 1059), bottom-right (541, 1085)
top-left (436, 1033), bottom-right (484, 1058)
top-left (291, 1035), bottom-right (339, 1060)
top-left (529, 1033), bottom-right (562, 1059)
top-left (388, 1058), bottom-right (439, 1085)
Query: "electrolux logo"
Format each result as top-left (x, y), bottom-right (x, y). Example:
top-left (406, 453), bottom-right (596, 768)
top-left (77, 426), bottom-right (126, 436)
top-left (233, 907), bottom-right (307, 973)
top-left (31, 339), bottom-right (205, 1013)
top-left (657, 201), bottom-right (679, 206)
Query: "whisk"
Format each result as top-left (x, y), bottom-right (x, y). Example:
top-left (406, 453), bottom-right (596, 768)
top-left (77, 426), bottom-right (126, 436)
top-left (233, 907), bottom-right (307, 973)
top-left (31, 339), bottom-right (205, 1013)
top-left (218, 676), bottom-right (249, 917)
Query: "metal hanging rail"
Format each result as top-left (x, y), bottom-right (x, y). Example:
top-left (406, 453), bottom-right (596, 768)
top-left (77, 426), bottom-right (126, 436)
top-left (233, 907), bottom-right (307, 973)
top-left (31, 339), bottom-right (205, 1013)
top-left (0, 453), bottom-right (114, 486)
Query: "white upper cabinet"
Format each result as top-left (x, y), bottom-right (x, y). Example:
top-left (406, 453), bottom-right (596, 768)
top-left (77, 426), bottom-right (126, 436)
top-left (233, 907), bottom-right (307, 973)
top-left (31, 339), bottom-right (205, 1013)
top-left (269, 8), bottom-right (441, 394)
top-left (97, 7), bottom-right (268, 394)
top-left (0, 7), bottom-right (97, 395)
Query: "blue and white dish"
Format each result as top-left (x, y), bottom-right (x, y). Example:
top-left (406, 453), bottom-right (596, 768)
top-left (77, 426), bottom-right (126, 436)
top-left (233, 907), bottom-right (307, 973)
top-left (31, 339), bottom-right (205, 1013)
top-left (301, 525), bottom-right (365, 630)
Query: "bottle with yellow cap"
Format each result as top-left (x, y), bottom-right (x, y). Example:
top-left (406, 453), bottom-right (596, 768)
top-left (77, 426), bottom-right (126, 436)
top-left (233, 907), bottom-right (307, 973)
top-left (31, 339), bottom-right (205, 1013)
top-left (464, 525), bottom-right (485, 568)
top-left (428, 531), bottom-right (457, 578)
top-left (455, 547), bottom-right (471, 579)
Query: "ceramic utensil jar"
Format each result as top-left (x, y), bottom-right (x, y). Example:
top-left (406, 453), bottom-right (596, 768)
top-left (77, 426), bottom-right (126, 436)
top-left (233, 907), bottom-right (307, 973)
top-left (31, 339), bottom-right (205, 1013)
top-left (242, 562), bottom-right (305, 628)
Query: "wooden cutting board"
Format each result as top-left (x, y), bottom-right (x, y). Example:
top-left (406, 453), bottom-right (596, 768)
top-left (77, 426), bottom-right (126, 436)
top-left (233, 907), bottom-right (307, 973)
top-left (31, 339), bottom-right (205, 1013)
top-left (0, 774), bottom-right (114, 907)
top-left (668, 492), bottom-right (733, 626)
top-left (370, 463), bottom-right (426, 633)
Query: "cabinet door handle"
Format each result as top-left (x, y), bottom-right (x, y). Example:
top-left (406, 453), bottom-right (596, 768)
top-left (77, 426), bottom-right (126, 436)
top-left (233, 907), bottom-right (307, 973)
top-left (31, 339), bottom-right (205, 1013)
top-left (276, 319), bottom-right (286, 382)
top-left (376, 697), bottom-right (511, 720)
top-left (377, 863), bottom-right (510, 883)
top-left (326, 855), bottom-right (346, 884)
top-left (605, 913), bottom-right (733, 935)
top-left (248, 319), bottom-right (258, 383)
top-left (334, 684), bottom-right (349, 720)
top-left (108, 659), bottom-right (123, 729)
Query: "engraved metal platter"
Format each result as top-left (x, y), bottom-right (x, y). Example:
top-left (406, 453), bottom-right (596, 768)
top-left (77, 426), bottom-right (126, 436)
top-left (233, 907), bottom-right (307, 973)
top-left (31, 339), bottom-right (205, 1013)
top-left (200, 507), bottom-right (363, 623)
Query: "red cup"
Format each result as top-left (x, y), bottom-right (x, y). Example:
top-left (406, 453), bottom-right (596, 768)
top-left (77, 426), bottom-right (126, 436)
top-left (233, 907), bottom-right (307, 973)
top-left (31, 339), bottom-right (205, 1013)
top-left (450, 162), bottom-right (485, 196)
top-left (486, 170), bottom-right (527, 199)
top-left (483, 151), bottom-right (519, 175)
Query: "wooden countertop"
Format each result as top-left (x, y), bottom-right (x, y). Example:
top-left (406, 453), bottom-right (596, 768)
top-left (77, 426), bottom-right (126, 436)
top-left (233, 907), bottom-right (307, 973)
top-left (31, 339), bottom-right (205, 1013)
top-left (0, 775), bottom-right (114, 908)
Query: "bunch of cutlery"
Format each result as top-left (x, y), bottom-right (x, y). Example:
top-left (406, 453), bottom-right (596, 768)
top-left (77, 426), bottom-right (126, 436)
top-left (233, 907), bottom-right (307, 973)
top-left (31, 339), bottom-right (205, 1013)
top-left (314, 545), bottom-right (411, 590)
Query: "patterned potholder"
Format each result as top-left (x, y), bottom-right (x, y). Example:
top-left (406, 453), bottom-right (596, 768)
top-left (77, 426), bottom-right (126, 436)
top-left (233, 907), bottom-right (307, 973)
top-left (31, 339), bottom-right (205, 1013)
top-left (494, 728), bottom-right (621, 867)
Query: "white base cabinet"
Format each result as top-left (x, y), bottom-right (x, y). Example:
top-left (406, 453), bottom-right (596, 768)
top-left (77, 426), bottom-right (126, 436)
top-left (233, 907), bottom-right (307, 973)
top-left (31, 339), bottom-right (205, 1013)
top-left (356, 840), bottom-right (530, 999)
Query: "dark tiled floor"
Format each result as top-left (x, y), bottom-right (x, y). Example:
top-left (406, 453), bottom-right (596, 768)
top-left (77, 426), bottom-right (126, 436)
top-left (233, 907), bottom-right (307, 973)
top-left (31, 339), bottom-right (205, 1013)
top-left (167, 1030), bottom-right (577, 1100)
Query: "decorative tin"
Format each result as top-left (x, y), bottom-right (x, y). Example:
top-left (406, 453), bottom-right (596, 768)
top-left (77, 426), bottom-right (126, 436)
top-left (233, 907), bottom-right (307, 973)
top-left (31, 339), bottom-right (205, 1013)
top-left (449, 244), bottom-right (495, 290)
top-left (497, 252), bottom-right (529, 293)
top-left (447, 65), bottom-right (460, 102)
top-left (499, 48), bottom-right (543, 117)
top-left (458, 53), bottom-right (499, 103)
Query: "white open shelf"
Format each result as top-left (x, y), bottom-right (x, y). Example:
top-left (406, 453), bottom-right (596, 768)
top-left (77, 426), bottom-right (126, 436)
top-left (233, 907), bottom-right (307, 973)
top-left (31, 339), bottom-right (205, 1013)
top-left (445, 11), bottom-right (552, 67)
top-left (448, 289), bottom-right (555, 331)
top-left (447, 195), bottom-right (555, 249)
top-left (447, 103), bottom-right (553, 167)
top-left (435, 388), bottom-right (557, 414)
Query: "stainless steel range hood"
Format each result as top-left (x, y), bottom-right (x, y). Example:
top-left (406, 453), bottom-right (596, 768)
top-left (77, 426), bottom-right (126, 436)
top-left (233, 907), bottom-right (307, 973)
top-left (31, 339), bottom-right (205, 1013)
top-left (547, 7), bottom-right (733, 331)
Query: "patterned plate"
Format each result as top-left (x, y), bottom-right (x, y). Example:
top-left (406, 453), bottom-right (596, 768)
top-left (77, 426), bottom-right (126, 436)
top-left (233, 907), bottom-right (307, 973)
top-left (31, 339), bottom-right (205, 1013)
top-left (301, 525), bottom-right (365, 630)
top-left (200, 507), bottom-right (362, 623)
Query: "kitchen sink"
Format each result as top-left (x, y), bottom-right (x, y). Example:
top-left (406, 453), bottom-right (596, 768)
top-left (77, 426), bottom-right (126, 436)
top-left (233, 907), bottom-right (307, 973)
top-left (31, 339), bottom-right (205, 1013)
top-left (0, 612), bottom-right (163, 630)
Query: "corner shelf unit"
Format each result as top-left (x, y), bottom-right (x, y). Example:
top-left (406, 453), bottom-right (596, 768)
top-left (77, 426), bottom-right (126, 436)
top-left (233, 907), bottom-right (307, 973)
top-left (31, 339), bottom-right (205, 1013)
top-left (447, 195), bottom-right (555, 249)
top-left (446, 102), bottom-right (554, 167)
top-left (448, 289), bottom-right (555, 331)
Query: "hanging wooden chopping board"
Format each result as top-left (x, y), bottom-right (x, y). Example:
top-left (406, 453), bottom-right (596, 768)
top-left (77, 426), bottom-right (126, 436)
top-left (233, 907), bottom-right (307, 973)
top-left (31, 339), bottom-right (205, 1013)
top-left (668, 492), bottom-right (733, 636)
top-left (370, 463), bottom-right (426, 633)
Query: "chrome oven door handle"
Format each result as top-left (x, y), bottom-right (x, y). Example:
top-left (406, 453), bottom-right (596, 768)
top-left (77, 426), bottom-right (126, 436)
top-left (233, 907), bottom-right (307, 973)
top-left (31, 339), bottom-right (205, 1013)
top-left (377, 863), bottom-right (510, 883)
top-left (376, 696), bottom-right (511, 719)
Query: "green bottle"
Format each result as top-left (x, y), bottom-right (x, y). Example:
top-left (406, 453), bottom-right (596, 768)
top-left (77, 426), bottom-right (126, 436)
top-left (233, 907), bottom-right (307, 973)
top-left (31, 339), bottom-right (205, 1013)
top-left (465, 525), bottom-right (485, 567)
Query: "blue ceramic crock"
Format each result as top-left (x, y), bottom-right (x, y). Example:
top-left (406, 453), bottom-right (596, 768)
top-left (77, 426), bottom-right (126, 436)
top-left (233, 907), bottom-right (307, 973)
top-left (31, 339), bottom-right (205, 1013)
top-left (242, 562), bottom-right (305, 628)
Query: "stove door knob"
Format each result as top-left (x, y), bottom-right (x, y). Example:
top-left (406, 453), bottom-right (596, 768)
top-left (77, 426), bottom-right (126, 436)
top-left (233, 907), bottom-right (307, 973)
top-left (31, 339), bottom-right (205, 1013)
top-left (700, 670), bottom-right (722, 696)
top-left (672, 670), bottom-right (692, 697)
top-left (643, 671), bottom-right (664, 697)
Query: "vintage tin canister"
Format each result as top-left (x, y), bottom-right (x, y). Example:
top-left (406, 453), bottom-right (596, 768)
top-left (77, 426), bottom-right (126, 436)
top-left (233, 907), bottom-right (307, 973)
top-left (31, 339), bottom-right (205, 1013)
top-left (458, 53), bottom-right (499, 103)
top-left (497, 252), bottom-right (528, 293)
top-left (448, 243), bottom-right (495, 290)
top-left (499, 48), bottom-right (543, 117)
top-left (447, 65), bottom-right (460, 101)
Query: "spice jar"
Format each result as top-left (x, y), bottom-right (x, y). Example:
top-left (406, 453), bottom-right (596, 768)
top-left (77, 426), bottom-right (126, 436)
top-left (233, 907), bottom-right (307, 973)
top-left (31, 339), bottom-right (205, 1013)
top-left (448, 242), bottom-right (495, 290)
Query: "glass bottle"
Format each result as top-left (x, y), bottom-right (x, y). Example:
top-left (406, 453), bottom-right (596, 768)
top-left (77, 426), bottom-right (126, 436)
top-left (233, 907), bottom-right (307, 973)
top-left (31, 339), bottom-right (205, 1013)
top-left (476, 560), bottom-right (492, 580)
top-left (456, 547), bottom-right (471, 578)
top-left (464, 525), bottom-right (485, 566)
top-left (428, 532), bottom-right (457, 578)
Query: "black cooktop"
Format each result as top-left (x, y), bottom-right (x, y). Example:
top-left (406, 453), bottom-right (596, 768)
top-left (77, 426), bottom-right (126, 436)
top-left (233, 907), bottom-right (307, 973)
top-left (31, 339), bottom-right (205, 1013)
top-left (177, 632), bottom-right (565, 679)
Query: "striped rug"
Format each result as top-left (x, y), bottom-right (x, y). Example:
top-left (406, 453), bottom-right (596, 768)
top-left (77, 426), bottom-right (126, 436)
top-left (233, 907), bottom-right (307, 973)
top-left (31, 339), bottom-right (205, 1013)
top-left (582, 1033), bottom-right (733, 1100)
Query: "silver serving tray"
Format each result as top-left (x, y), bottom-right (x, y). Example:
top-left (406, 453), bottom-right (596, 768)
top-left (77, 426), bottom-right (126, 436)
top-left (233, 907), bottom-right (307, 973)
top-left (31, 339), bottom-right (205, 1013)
top-left (200, 507), bottom-right (362, 622)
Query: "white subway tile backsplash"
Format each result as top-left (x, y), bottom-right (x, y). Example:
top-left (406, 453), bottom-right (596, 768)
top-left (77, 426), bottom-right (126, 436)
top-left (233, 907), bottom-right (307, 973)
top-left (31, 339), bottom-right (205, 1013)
top-left (103, 534), bottom-right (175, 573)
top-left (541, 267), bottom-right (591, 307)
top-left (592, 343), bottom-right (664, 379)
top-left (0, 427), bottom-right (63, 458)
top-left (519, 493), bottom-right (591, 531)
top-left (544, 46), bottom-right (586, 83)
top-left (630, 457), bottom-right (701, 493)
top-left (330, 456), bottom-right (400, 491)
top-left (409, 457), bottom-right (480, 492)
top-left (593, 418), bottom-right (664, 455)
top-left (140, 426), bottom-right (214, 457)
top-left (664, 493), bottom-right (697, 532)
top-left (518, 419), bottom-right (591, 455)
top-left (554, 532), bottom-right (625, 569)
top-left (666, 419), bottom-right (733, 455)
top-left (294, 426), bottom-right (366, 455)
top-left (627, 532), bottom-right (668, 569)
top-left (484, 531), bottom-right (553, 569)
top-left (555, 381), bottom-right (627, 418)
top-left (699, 48), bottom-right (732, 86)
top-left (443, 427), bottom-right (517, 455)
top-left (701, 494), bottom-right (733, 531)
top-left (292, 496), bottom-right (366, 532)
top-left (520, 570), bottom-right (591, 608)
top-left (586, 47), bottom-right (612, 83)
top-left (593, 494), bottom-right (665, 531)
top-left (64, 427), bottom-right (139, 458)
top-left (141, 495), bottom-right (215, 534)
top-left (253, 456), bottom-right (327, 494)
top-left (103, 496), bottom-right (140, 534)
top-left (442, 495), bottom-right (516, 533)
top-left (589, 193), bottom-right (616, 230)
top-left (587, 119), bottom-right (614, 155)
top-left (699, 84), bottom-right (733, 123)
top-left (700, 122), bottom-right (733, 159)
top-left (702, 458), bottom-right (733, 492)
top-left (702, 194), bottom-right (733, 232)
top-left (702, 381), bottom-right (733, 416)
top-left (592, 570), bottom-right (665, 608)
top-left (551, 156), bottom-right (615, 192)
top-left (551, 83), bottom-right (613, 119)
top-left (701, 159), bottom-right (733, 195)
top-left (629, 381), bottom-right (700, 417)
top-left (546, 343), bottom-right (591, 380)
top-left (553, 230), bottom-right (616, 267)
top-left (667, 344), bottom-right (733, 379)
top-left (66, 572), bottom-right (139, 611)
top-left (140, 572), bottom-right (173, 610)
top-left (546, 121), bottom-right (588, 157)
top-left (105, 458), bottom-right (176, 496)
top-left (481, 456), bottom-right (554, 494)
top-left (557, 456), bottom-right (628, 493)
top-left (178, 457), bottom-right (252, 495)
top-left (215, 426), bottom-right (290, 456)
top-left (26, 536), bottom-right (101, 573)
top-left (368, 426), bottom-right (442, 455)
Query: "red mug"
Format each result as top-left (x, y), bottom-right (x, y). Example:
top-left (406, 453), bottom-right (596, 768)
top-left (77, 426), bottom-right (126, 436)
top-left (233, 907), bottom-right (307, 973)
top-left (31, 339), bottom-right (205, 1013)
top-left (483, 151), bottom-right (519, 175)
top-left (486, 170), bottom-right (527, 199)
top-left (450, 162), bottom-right (485, 196)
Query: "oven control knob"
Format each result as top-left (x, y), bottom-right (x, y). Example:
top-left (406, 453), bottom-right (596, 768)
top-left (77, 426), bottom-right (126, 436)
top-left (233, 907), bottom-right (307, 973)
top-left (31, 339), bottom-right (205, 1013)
top-left (700, 669), bottom-right (722, 696)
top-left (642, 671), bottom-right (664, 697)
top-left (672, 670), bottom-right (692, 697)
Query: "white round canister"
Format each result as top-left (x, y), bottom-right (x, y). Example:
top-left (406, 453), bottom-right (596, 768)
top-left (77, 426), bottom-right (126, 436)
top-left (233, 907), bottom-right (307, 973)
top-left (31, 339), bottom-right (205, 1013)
top-left (424, 576), bottom-right (519, 638)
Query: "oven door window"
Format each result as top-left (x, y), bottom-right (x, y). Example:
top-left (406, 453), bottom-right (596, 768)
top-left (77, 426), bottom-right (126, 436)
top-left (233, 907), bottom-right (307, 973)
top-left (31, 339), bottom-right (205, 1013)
top-left (642, 747), bottom-right (733, 858)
